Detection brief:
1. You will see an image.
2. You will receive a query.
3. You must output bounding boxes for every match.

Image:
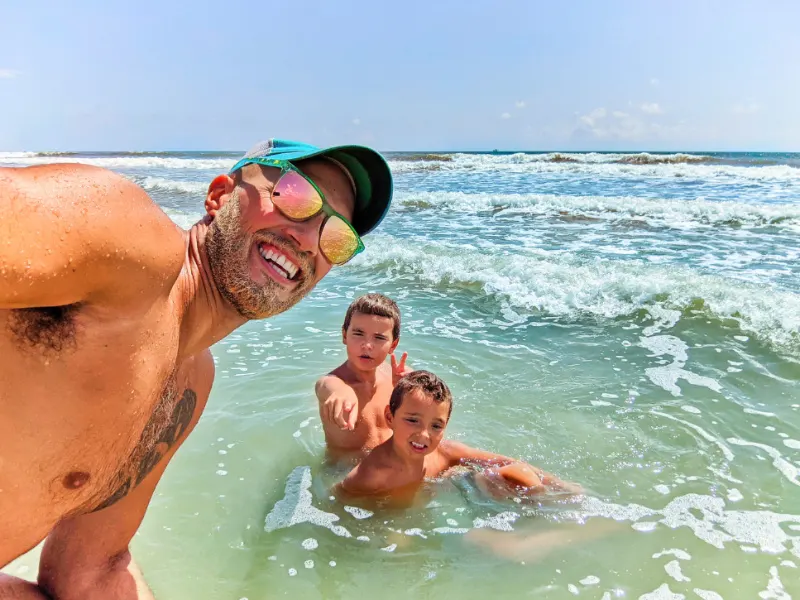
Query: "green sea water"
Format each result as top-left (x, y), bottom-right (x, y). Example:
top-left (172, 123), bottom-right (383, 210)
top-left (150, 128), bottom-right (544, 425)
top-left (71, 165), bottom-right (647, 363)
top-left (2, 150), bottom-right (799, 599)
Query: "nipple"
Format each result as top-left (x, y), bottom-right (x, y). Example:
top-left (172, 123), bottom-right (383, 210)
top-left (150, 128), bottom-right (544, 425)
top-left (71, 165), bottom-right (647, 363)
top-left (62, 471), bottom-right (91, 490)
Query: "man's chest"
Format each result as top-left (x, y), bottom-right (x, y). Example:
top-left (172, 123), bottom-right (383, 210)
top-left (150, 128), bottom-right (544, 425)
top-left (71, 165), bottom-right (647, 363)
top-left (0, 304), bottom-right (186, 508)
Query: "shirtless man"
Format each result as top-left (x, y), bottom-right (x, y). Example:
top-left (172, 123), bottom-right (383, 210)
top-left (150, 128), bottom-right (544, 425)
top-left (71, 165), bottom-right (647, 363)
top-left (315, 293), bottom-right (412, 460)
top-left (0, 138), bottom-right (393, 599)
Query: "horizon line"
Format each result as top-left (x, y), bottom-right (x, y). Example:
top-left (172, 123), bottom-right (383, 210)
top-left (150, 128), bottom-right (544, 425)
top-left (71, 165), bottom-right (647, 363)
top-left (3, 147), bottom-right (799, 154)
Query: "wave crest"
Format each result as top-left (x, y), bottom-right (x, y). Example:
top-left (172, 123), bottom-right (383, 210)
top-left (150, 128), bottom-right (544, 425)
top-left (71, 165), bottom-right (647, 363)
top-left (353, 236), bottom-right (800, 356)
top-left (395, 191), bottom-right (800, 230)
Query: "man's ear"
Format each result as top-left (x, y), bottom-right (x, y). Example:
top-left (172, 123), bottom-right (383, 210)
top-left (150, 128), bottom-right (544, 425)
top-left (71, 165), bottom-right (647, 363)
top-left (384, 405), bottom-right (393, 426)
top-left (205, 174), bottom-right (236, 217)
top-left (342, 327), bottom-right (347, 345)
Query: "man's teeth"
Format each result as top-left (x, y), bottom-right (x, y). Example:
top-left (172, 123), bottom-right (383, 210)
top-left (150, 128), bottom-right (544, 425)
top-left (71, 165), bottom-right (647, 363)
top-left (411, 442), bottom-right (425, 449)
top-left (259, 246), bottom-right (298, 279)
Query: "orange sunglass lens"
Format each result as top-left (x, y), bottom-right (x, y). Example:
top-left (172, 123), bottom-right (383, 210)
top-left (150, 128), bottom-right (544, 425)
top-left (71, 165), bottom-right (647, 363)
top-left (272, 170), bottom-right (323, 220)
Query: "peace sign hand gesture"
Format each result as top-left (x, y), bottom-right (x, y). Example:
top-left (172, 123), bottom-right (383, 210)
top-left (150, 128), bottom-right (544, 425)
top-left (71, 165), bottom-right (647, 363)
top-left (391, 352), bottom-right (413, 386)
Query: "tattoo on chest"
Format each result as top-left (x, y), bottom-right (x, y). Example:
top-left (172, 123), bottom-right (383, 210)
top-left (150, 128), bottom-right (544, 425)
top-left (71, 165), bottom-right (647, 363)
top-left (94, 387), bottom-right (197, 511)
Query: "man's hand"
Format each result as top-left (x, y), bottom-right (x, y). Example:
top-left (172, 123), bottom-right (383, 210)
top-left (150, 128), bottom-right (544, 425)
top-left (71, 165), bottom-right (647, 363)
top-left (390, 352), bottom-right (413, 386)
top-left (316, 377), bottom-right (360, 431)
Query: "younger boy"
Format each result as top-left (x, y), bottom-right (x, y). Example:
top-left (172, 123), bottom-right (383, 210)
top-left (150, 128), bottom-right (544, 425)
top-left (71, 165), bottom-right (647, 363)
top-left (315, 293), bottom-right (413, 460)
top-left (339, 370), bottom-right (581, 502)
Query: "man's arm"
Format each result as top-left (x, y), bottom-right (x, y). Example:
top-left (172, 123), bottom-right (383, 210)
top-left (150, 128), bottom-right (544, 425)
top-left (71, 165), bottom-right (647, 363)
top-left (0, 164), bottom-right (184, 310)
top-left (440, 441), bottom-right (581, 493)
top-left (440, 440), bottom-right (519, 469)
top-left (35, 351), bottom-right (213, 600)
top-left (315, 375), bottom-right (359, 431)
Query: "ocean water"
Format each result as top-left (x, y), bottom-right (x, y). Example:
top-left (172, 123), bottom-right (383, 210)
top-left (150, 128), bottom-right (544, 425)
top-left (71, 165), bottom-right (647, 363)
top-left (2, 149), bottom-right (799, 599)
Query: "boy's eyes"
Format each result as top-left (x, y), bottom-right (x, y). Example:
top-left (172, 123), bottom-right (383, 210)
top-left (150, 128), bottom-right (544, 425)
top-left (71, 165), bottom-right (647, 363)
top-left (405, 418), bottom-right (418, 424)
top-left (433, 424), bottom-right (443, 430)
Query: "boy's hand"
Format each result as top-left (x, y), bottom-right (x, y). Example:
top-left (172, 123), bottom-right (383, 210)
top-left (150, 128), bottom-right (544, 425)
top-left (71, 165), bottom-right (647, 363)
top-left (391, 352), bottom-right (413, 386)
top-left (323, 392), bottom-right (359, 431)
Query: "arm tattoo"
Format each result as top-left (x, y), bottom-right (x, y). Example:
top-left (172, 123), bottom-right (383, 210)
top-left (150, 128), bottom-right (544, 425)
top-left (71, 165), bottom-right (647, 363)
top-left (94, 388), bottom-right (197, 511)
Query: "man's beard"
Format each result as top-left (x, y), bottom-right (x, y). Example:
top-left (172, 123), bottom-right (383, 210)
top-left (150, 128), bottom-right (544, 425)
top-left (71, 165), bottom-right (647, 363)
top-left (205, 190), bottom-right (317, 320)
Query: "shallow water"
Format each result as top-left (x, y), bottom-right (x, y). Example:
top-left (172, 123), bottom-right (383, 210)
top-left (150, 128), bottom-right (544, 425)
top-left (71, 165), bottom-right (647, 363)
top-left (2, 150), bottom-right (799, 599)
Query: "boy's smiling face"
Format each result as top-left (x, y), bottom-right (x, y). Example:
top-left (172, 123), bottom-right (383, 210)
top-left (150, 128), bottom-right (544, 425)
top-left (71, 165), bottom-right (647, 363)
top-left (385, 390), bottom-right (450, 458)
top-left (342, 312), bottom-right (398, 371)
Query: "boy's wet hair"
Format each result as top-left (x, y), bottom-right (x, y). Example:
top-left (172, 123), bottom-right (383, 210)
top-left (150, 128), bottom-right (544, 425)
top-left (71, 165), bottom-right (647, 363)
top-left (389, 370), bottom-right (453, 419)
top-left (342, 293), bottom-right (401, 340)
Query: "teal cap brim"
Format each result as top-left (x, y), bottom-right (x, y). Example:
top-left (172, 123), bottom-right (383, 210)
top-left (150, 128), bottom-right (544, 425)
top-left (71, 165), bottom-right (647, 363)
top-left (230, 139), bottom-right (393, 236)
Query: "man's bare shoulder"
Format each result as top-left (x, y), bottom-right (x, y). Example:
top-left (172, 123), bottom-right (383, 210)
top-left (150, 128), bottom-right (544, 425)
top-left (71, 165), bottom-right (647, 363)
top-left (2, 163), bottom-right (186, 305)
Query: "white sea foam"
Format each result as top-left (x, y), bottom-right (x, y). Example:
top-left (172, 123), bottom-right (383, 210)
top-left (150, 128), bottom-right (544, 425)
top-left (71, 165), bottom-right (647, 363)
top-left (759, 566), bottom-right (790, 599)
top-left (577, 493), bottom-right (800, 558)
top-left (665, 560), bottom-right (691, 582)
top-left (726, 439), bottom-right (800, 486)
top-left (395, 190), bottom-right (800, 231)
top-left (639, 583), bottom-right (685, 599)
top-left (653, 549), bottom-right (692, 560)
top-left (693, 590), bottom-right (723, 600)
top-left (0, 154), bottom-right (234, 170)
top-left (264, 466), bottom-right (352, 538)
top-left (0, 151), bottom-right (40, 158)
top-left (136, 176), bottom-right (209, 195)
top-left (353, 236), bottom-right (800, 357)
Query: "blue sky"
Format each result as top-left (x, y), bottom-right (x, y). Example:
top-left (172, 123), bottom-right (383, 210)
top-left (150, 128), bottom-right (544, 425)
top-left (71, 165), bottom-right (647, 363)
top-left (1, 0), bottom-right (798, 151)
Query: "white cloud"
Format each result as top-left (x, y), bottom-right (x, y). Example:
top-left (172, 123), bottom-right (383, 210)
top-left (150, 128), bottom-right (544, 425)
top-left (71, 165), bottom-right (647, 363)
top-left (515, 100), bottom-right (526, 109)
top-left (579, 107), bottom-right (607, 127)
top-left (0, 69), bottom-right (21, 79)
top-left (572, 105), bottom-right (685, 143)
top-left (650, 78), bottom-right (660, 86)
top-left (352, 118), bottom-right (361, 126)
top-left (501, 112), bottom-right (511, 119)
top-left (731, 102), bottom-right (760, 115)
top-left (640, 102), bottom-right (663, 115)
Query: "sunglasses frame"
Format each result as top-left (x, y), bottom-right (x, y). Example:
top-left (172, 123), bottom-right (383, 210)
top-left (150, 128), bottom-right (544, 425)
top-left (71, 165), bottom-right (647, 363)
top-left (229, 157), bottom-right (365, 265)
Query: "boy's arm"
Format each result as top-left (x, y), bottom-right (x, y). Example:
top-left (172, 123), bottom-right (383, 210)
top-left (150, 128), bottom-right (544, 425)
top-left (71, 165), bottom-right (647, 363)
top-left (315, 375), bottom-right (360, 431)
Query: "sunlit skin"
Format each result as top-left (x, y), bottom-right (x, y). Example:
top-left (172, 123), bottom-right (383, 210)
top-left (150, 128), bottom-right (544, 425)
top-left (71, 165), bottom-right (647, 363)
top-left (0, 156), bottom-right (356, 599)
top-left (315, 312), bottom-right (413, 461)
top-left (338, 389), bottom-right (582, 505)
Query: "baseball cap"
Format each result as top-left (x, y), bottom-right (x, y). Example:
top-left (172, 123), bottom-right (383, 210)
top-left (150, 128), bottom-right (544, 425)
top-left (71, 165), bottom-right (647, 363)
top-left (229, 138), bottom-right (394, 236)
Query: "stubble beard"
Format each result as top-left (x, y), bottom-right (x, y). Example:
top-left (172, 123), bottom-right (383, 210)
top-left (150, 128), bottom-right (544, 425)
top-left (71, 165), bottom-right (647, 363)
top-left (205, 189), bottom-right (317, 320)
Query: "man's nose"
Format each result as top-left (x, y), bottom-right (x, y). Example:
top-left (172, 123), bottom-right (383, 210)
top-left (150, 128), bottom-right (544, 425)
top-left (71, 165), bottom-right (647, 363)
top-left (284, 215), bottom-right (324, 257)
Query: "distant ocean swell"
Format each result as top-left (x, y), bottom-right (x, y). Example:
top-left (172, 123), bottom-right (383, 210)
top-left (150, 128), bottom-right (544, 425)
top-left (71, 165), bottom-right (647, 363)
top-left (387, 153), bottom-right (800, 182)
top-left (391, 152), bottom-right (716, 165)
top-left (3, 152), bottom-right (799, 183)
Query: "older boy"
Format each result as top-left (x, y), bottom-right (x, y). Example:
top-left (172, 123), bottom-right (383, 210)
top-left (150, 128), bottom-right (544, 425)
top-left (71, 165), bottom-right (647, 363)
top-left (315, 293), bottom-right (412, 459)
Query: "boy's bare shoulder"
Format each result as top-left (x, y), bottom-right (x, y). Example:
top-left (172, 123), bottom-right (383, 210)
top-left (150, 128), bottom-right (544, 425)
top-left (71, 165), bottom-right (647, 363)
top-left (341, 451), bottom-right (391, 495)
top-left (315, 365), bottom-right (353, 393)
